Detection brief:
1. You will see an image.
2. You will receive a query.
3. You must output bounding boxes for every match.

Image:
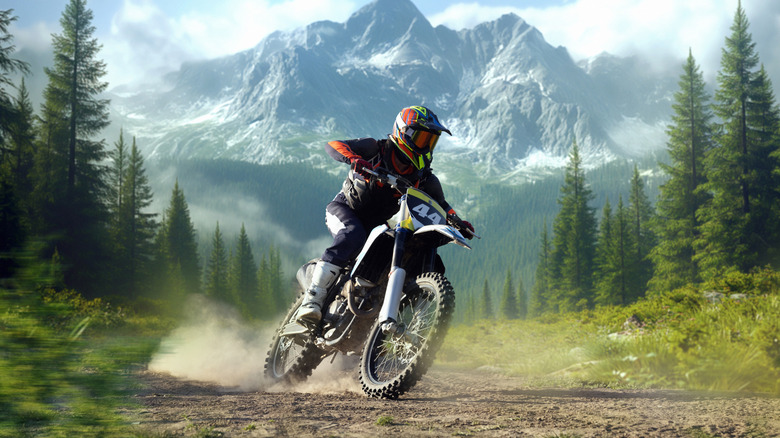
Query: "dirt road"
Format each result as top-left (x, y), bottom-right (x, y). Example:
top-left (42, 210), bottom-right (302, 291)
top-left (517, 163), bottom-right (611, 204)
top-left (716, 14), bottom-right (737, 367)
top-left (132, 365), bottom-right (780, 437)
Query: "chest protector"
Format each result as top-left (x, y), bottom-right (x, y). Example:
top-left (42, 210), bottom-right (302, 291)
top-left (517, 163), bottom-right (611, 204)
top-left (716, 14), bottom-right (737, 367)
top-left (340, 140), bottom-right (424, 221)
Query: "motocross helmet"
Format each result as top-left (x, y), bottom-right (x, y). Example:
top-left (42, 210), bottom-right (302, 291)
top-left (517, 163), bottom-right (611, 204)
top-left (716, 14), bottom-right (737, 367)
top-left (390, 106), bottom-right (451, 170)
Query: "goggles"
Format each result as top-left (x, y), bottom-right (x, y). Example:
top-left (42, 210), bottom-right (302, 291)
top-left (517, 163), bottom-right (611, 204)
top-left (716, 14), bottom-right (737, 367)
top-left (406, 127), bottom-right (440, 152)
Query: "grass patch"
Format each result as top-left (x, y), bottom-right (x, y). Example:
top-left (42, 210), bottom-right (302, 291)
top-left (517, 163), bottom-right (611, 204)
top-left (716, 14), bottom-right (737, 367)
top-left (376, 415), bottom-right (394, 426)
top-left (439, 316), bottom-right (596, 378)
top-left (440, 268), bottom-right (780, 393)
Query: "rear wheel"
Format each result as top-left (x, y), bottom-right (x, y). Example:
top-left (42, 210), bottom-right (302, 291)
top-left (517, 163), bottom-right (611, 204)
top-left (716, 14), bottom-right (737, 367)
top-left (358, 272), bottom-right (455, 399)
top-left (264, 293), bottom-right (324, 383)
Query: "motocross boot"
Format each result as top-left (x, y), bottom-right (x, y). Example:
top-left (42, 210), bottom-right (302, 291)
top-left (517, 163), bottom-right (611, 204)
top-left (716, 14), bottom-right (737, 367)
top-left (295, 260), bottom-right (340, 325)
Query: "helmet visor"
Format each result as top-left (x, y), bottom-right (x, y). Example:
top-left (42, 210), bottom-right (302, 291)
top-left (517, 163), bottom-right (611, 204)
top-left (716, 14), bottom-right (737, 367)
top-left (408, 128), bottom-right (440, 152)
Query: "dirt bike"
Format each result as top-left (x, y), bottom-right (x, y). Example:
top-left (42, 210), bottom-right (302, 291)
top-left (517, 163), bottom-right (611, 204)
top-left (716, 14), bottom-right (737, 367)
top-left (264, 167), bottom-right (478, 399)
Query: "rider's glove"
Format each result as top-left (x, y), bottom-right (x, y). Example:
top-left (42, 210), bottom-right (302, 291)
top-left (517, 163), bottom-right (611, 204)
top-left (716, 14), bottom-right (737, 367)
top-left (350, 158), bottom-right (372, 180)
top-left (448, 213), bottom-right (474, 239)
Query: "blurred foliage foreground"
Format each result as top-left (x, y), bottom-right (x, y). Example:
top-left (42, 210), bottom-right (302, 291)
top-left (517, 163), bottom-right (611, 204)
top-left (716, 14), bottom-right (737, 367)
top-left (0, 260), bottom-right (166, 437)
top-left (439, 268), bottom-right (780, 394)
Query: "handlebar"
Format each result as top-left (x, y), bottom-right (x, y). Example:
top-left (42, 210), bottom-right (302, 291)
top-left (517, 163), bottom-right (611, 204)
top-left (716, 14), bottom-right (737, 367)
top-left (364, 167), bottom-right (481, 240)
top-left (454, 222), bottom-right (481, 240)
top-left (363, 167), bottom-right (412, 192)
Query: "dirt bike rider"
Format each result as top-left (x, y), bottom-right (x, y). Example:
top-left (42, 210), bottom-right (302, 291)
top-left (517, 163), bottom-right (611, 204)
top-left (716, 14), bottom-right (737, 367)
top-left (295, 105), bottom-right (474, 325)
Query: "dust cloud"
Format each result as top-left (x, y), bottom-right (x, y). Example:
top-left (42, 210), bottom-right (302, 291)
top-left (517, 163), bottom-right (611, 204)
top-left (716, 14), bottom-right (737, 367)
top-left (147, 295), bottom-right (272, 391)
top-left (147, 294), bottom-right (363, 394)
top-left (270, 354), bottom-right (364, 395)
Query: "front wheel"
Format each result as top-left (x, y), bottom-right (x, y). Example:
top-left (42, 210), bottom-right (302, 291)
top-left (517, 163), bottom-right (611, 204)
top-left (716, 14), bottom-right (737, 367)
top-left (264, 292), bottom-right (324, 384)
top-left (358, 272), bottom-right (455, 399)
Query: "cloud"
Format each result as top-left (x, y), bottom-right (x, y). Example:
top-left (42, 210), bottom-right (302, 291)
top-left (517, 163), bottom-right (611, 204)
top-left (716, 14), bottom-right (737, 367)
top-left (11, 0), bottom-right (780, 94)
top-left (427, 2), bottom-right (521, 30)
top-left (103, 0), bottom-right (358, 88)
top-left (103, 0), bottom-right (194, 88)
top-left (10, 20), bottom-right (55, 53)
top-left (430, 0), bottom-right (780, 86)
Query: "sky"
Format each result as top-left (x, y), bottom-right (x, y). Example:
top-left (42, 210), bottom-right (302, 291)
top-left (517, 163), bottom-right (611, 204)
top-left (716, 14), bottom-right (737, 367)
top-left (5, 0), bottom-right (780, 93)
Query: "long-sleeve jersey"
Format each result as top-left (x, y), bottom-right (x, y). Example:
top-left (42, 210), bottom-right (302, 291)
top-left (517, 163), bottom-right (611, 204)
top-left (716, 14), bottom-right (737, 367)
top-left (326, 137), bottom-right (454, 223)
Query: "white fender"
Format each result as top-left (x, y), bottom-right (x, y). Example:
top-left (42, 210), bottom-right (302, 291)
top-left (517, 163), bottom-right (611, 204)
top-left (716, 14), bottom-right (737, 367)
top-left (414, 224), bottom-right (472, 249)
top-left (350, 224), bottom-right (390, 277)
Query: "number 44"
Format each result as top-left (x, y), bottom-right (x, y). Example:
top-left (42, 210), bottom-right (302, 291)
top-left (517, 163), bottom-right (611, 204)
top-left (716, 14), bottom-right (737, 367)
top-left (412, 204), bottom-right (443, 224)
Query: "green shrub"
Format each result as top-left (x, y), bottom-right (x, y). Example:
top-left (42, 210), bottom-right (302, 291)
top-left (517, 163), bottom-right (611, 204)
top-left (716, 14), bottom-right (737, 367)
top-left (583, 270), bottom-right (780, 392)
top-left (705, 267), bottom-right (780, 296)
top-left (376, 416), bottom-right (394, 426)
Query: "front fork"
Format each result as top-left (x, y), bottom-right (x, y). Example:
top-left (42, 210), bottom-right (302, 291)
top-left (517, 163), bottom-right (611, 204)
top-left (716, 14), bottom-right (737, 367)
top-left (377, 228), bottom-right (409, 333)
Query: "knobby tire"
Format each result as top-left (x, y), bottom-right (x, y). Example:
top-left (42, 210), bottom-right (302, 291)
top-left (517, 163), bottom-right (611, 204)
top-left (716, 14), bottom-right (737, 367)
top-left (358, 272), bottom-right (455, 399)
top-left (264, 292), bottom-right (324, 384)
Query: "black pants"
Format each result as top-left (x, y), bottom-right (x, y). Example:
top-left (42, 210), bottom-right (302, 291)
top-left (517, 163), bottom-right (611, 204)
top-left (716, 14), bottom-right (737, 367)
top-left (321, 192), bottom-right (386, 267)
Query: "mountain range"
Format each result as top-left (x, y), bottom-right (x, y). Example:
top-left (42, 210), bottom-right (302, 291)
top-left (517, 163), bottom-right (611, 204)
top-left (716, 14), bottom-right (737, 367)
top-left (110, 0), bottom-right (677, 184)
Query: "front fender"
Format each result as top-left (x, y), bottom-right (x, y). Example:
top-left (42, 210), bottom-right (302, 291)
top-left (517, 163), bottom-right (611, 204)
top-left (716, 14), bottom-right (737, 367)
top-left (414, 224), bottom-right (471, 249)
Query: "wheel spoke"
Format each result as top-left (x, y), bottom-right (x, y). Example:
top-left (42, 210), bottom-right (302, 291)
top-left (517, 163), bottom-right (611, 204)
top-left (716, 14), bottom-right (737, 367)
top-left (401, 294), bottom-right (436, 345)
top-left (369, 289), bottom-right (439, 382)
top-left (274, 337), bottom-right (296, 376)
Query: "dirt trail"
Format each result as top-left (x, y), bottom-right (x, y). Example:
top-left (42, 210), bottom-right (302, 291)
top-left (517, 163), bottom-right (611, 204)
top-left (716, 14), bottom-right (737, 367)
top-left (132, 366), bottom-right (780, 437)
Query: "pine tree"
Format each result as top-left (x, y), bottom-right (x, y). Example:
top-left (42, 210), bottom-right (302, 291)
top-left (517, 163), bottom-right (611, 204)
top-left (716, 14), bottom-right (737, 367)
top-left (3, 79), bottom-right (36, 210)
top-left (256, 254), bottom-right (275, 319)
top-left (34, 0), bottom-right (111, 295)
top-left (594, 199), bottom-right (615, 304)
top-left (530, 220), bottom-right (550, 316)
top-left (47, 0), bottom-right (110, 198)
top-left (0, 78), bottom-right (34, 266)
top-left (468, 291), bottom-right (477, 324)
top-left (595, 197), bottom-right (635, 306)
top-left (0, 178), bottom-right (22, 276)
top-left (748, 65), bottom-right (780, 264)
top-left (0, 11), bottom-right (31, 271)
top-left (158, 181), bottom-right (200, 296)
top-left (256, 254), bottom-right (268, 311)
top-left (30, 98), bottom-right (68, 237)
top-left (231, 223), bottom-right (258, 317)
top-left (627, 165), bottom-right (654, 295)
top-left (479, 279), bottom-right (493, 320)
top-left (150, 212), bottom-right (168, 290)
top-left (616, 198), bottom-right (639, 303)
top-left (516, 276), bottom-right (527, 320)
top-left (109, 130), bottom-right (128, 222)
top-left (499, 269), bottom-right (519, 320)
top-left (696, 2), bottom-right (779, 276)
top-left (205, 222), bottom-right (230, 303)
top-left (0, 8), bottom-right (30, 146)
top-left (549, 141), bottom-right (597, 311)
top-left (108, 130), bottom-right (129, 292)
top-left (267, 245), bottom-right (286, 313)
top-left (649, 50), bottom-right (712, 293)
top-left (120, 137), bottom-right (156, 296)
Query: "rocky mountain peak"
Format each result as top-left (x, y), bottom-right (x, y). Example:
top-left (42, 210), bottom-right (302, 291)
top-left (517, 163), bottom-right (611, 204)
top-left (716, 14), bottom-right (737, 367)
top-left (346, 0), bottom-right (434, 54)
top-left (109, 1), bottom-right (675, 182)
